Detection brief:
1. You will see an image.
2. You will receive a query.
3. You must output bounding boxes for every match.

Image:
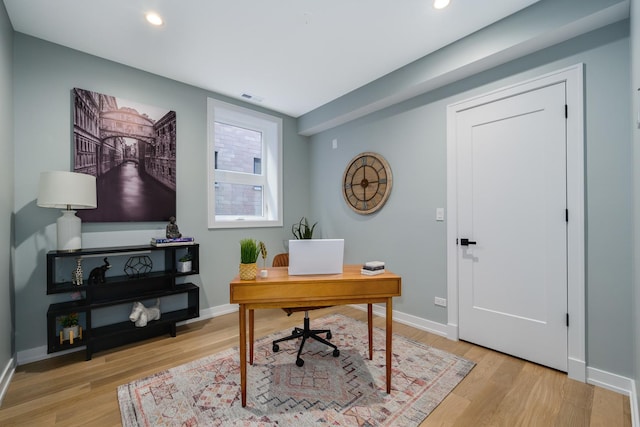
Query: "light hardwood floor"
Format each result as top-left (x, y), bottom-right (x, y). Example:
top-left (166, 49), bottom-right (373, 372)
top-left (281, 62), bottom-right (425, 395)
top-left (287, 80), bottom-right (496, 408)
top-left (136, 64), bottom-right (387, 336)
top-left (0, 306), bottom-right (631, 426)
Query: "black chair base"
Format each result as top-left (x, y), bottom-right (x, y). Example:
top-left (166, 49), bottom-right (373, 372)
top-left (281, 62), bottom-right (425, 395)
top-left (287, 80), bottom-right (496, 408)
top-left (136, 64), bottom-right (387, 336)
top-left (272, 313), bottom-right (340, 367)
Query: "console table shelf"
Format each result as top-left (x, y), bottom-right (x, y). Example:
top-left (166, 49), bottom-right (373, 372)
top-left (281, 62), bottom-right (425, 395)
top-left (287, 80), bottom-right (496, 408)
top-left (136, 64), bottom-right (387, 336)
top-left (46, 244), bottom-right (200, 360)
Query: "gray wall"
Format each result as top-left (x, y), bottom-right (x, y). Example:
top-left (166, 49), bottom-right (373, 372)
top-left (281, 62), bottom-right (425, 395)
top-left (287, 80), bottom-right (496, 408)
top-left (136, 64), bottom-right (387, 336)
top-left (309, 22), bottom-right (634, 378)
top-left (631, 0), bottom-right (640, 412)
top-left (12, 34), bottom-right (310, 354)
top-left (0, 2), bottom-right (14, 374)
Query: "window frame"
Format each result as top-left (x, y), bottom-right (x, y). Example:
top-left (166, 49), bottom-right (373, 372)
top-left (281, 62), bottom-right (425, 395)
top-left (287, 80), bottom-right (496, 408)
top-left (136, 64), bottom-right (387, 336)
top-left (207, 98), bottom-right (283, 229)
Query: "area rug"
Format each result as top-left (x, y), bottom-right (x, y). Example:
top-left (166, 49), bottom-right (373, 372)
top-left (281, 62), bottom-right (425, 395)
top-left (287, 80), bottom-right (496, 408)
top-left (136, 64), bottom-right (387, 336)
top-left (118, 313), bottom-right (475, 426)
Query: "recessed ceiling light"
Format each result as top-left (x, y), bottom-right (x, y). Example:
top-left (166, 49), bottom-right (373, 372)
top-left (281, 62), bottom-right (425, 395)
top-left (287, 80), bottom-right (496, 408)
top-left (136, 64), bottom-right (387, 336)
top-left (145, 12), bottom-right (164, 26)
top-left (433, 0), bottom-right (450, 9)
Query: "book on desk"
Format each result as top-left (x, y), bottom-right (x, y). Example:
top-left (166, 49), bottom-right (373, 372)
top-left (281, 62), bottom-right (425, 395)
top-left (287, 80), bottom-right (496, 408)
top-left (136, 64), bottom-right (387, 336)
top-left (361, 261), bottom-right (385, 275)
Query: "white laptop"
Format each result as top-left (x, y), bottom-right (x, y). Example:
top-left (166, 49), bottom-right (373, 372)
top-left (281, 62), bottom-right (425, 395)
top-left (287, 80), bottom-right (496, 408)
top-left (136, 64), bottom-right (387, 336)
top-left (288, 239), bottom-right (344, 275)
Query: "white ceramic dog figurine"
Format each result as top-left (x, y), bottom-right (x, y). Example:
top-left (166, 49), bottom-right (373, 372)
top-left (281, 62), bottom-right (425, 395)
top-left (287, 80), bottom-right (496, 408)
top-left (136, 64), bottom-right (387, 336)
top-left (129, 299), bottom-right (161, 327)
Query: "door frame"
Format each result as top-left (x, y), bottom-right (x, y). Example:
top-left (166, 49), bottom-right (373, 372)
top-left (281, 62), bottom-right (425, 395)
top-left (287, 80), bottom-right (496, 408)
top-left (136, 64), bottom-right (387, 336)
top-left (445, 64), bottom-right (585, 382)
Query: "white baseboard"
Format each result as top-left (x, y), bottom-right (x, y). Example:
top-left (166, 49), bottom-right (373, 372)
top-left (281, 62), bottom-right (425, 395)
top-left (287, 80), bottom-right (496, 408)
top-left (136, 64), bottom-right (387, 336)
top-left (0, 356), bottom-right (16, 405)
top-left (630, 380), bottom-right (639, 427)
top-left (349, 304), bottom-right (449, 337)
top-left (587, 368), bottom-right (638, 427)
top-left (587, 366), bottom-right (634, 396)
top-left (18, 345), bottom-right (50, 365)
top-left (17, 344), bottom-right (85, 365)
top-left (182, 303), bottom-right (238, 324)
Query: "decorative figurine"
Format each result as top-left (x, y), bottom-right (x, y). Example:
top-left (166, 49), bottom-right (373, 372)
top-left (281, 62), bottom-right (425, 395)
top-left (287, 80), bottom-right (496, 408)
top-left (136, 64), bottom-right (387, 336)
top-left (88, 257), bottom-right (111, 284)
top-left (124, 255), bottom-right (153, 278)
top-left (259, 241), bottom-right (268, 278)
top-left (259, 241), bottom-right (267, 268)
top-left (129, 299), bottom-right (161, 327)
top-left (166, 216), bottom-right (182, 239)
top-left (72, 257), bottom-right (83, 286)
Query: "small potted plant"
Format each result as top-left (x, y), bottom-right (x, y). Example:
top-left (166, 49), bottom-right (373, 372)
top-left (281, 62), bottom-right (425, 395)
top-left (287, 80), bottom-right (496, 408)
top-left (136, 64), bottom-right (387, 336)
top-left (292, 217), bottom-right (317, 240)
top-left (59, 312), bottom-right (81, 343)
top-left (239, 238), bottom-right (260, 280)
top-left (178, 253), bottom-right (192, 273)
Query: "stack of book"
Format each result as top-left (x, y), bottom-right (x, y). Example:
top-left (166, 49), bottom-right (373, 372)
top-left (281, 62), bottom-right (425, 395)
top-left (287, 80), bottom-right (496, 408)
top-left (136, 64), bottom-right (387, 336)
top-left (150, 237), bottom-right (195, 247)
top-left (361, 261), bottom-right (385, 275)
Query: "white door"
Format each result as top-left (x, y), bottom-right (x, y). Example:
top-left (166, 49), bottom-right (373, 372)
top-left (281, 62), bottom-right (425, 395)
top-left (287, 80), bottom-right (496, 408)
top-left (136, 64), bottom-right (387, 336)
top-left (456, 82), bottom-right (568, 371)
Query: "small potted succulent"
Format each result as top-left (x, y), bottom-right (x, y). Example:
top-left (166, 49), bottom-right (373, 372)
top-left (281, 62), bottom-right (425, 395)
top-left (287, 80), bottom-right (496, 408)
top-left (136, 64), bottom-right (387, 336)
top-left (59, 312), bottom-right (81, 343)
top-left (178, 253), bottom-right (192, 273)
top-left (239, 238), bottom-right (260, 280)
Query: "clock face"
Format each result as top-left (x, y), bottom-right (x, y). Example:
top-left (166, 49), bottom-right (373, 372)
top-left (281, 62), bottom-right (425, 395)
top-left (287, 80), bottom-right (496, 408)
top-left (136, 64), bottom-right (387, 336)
top-left (342, 152), bottom-right (393, 214)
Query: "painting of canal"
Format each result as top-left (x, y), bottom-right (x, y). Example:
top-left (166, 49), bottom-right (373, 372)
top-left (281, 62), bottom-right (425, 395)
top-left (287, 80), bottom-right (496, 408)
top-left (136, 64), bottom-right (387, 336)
top-left (72, 88), bottom-right (176, 222)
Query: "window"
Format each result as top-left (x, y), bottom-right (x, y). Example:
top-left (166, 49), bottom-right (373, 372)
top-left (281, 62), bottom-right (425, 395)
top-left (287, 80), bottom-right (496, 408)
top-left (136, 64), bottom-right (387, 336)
top-left (207, 99), bottom-right (283, 228)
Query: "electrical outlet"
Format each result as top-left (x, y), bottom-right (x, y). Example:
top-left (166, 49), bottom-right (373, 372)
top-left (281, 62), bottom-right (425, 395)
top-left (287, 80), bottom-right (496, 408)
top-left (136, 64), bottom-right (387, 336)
top-left (434, 297), bottom-right (447, 307)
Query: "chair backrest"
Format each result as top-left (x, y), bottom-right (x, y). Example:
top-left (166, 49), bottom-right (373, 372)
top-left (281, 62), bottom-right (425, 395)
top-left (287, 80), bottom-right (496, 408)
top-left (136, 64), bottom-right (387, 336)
top-left (272, 253), bottom-right (289, 267)
top-left (273, 252), bottom-right (329, 314)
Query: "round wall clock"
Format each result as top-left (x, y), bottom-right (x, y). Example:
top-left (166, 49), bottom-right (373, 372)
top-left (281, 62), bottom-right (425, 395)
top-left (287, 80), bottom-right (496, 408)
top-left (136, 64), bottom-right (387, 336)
top-left (342, 152), bottom-right (393, 215)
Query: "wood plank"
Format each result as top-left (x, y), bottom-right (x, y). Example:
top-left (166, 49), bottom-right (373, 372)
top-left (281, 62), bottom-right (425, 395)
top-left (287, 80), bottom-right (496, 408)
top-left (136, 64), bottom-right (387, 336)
top-left (554, 377), bottom-right (594, 426)
top-left (590, 385), bottom-right (631, 427)
top-left (420, 392), bottom-right (471, 427)
top-left (490, 362), bottom-right (560, 425)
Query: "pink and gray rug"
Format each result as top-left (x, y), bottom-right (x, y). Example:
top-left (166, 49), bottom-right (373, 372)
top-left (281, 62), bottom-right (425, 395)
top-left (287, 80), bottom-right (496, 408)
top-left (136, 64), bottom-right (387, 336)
top-left (118, 313), bottom-right (474, 426)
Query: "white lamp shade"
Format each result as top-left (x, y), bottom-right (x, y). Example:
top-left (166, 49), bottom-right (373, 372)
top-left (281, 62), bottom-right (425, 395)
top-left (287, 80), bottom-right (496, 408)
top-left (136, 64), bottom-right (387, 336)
top-left (37, 171), bottom-right (97, 251)
top-left (37, 171), bottom-right (97, 209)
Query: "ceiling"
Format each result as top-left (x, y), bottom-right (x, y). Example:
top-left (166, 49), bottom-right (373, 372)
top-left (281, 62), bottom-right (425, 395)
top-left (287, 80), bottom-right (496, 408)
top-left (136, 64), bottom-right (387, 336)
top-left (3, 0), bottom-right (541, 118)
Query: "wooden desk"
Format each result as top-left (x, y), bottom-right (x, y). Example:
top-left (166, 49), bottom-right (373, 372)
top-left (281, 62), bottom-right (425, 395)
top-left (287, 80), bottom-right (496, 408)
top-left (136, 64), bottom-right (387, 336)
top-left (229, 265), bottom-right (402, 407)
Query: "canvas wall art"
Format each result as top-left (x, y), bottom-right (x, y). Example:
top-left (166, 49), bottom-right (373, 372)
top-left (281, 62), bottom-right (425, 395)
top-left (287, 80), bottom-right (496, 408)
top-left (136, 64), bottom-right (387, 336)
top-left (72, 88), bottom-right (176, 222)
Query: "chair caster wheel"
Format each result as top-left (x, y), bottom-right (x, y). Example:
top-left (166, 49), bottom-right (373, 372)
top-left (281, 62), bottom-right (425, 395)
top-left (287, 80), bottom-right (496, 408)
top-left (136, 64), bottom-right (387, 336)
top-left (333, 349), bottom-right (340, 357)
top-left (272, 344), bottom-right (279, 352)
top-left (296, 358), bottom-right (304, 367)
top-left (326, 332), bottom-right (332, 339)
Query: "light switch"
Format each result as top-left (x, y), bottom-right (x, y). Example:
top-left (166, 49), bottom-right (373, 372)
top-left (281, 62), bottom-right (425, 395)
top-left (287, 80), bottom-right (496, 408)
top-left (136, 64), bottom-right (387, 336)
top-left (436, 208), bottom-right (445, 221)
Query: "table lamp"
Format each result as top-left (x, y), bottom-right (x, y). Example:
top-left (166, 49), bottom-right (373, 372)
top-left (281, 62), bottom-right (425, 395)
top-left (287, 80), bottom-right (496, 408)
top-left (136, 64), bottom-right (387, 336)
top-left (37, 171), bottom-right (97, 251)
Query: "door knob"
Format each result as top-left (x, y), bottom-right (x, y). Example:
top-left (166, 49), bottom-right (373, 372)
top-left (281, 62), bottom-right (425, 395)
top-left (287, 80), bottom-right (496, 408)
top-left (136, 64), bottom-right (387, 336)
top-left (460, 238), bottom-right (477, 246)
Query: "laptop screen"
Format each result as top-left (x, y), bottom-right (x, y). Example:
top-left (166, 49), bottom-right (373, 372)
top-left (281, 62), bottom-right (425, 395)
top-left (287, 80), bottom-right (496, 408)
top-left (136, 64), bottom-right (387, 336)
top-left (288, 239), bottom-right (344, 275)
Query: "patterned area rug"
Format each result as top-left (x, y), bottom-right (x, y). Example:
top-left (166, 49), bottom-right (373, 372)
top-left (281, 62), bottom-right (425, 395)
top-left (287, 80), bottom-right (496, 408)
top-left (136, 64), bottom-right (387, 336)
top-left (118, 313), bottom-right (474, 426)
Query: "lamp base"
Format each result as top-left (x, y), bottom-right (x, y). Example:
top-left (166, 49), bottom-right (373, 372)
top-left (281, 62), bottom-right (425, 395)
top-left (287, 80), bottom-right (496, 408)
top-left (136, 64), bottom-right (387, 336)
top-left (57, 210), bottom-right (82, 251)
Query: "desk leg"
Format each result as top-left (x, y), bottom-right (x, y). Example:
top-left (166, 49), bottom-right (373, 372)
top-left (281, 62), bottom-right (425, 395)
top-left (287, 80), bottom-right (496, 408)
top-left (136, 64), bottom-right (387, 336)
top-left (239, 304), bottom-right (247, 407)
top-left (249, 309), bottom-right (254, 365)
top-left (367, 304), bottom-right (373, 360)
top-left (386, 298), bottom-right (392, 394)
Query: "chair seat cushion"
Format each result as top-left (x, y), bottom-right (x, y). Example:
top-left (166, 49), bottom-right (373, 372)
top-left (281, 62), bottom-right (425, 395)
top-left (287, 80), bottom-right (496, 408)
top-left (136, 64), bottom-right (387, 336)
top-left (282, 307), bottom-right (330, 315)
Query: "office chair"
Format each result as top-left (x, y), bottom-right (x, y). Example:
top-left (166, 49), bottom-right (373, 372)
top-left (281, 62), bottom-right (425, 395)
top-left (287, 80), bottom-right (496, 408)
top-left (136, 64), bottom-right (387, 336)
top-left (271, 253), bottom-right (340, 367)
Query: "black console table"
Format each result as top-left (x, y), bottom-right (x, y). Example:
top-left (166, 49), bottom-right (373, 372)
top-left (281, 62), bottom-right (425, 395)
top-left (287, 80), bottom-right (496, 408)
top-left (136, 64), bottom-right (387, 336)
top-left (46, 244), bottom-right (200, 360)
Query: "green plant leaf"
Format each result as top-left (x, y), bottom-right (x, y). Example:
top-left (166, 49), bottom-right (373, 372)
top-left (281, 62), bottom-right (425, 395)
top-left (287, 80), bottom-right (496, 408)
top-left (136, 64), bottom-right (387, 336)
top-left (58, 312), bottom-right (79, 328)
top-left (292, 217), bottom-right (317, 240)
top-left (239, 238), bottom-right (260, 263)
